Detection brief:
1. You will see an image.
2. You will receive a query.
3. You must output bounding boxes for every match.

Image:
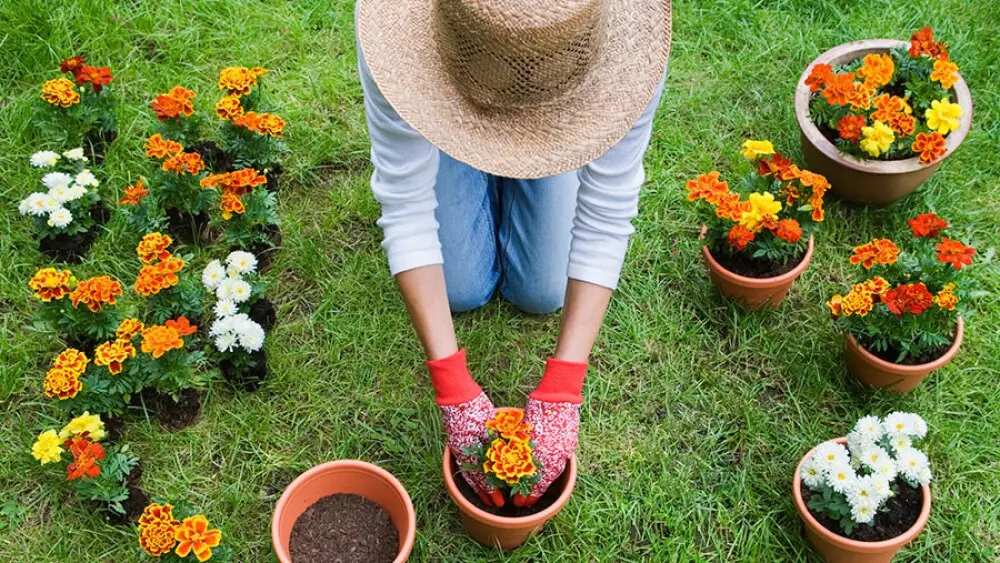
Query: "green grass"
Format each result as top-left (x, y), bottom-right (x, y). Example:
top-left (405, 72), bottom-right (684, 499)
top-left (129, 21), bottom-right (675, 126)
top-left (1, 0), bottom-right (999, 561)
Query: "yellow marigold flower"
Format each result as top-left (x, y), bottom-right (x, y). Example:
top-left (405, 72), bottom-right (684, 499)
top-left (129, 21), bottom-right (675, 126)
top-left (136, 232), bottom-right (173, 264)
top-left (215, 95), bottom-right (244, 120)
top-left (924, 98), bottom-right (963, 135)
top-left (826, 295), bottom-right (843, 318)
top-left (483, 438), bottom-right (536, 485)
top-left (116, 318), bottom-right (145, 341)
top-left (29, 267), bottom-right (75, 301)
top-left (859, 120), bottom-right (895, 157)
top-left (738, 192), bottom-right (782, 233)
top-left (32, 429), bottom-right (63, 464)
top-left (41, 77), bottom-right (80, 108)
top-left (94, 339), bottom-right (136, 375)
top-left (59, 411), bottom-right (105, 441)
top-left (174, 515), bottom-right (223, 562)
top-left (841, 289), bottom-right (875, 317)
top-left (930, 59), bottom-right (959, 90)
top-left (740, 140), bottom-right (774, 159)
top-left (44, 367), bottom-right (83, 399)
top-left (934, 283), bottom-right (959, 311)
top-left (54, 348), bottom-right (89, 375)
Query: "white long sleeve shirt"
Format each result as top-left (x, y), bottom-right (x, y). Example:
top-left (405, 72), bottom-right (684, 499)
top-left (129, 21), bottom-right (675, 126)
top-left (359, 47), bottom-right (663, 290)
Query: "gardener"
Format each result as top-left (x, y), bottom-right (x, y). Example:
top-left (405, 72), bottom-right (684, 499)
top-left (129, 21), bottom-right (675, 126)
top-left (356, 0), bottom-right (671, 508)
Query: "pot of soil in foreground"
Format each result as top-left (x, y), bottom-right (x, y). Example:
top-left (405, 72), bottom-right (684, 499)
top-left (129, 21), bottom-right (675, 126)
top-left (272, 460), bottom-right (415, 563)
top-left (702, 235), bottom-right (814, 309)
top-left (845, 317), bottom-right (963, 393)
top-left (793, 438), bottom-right (931, 563)
top-left (443, 439), bottom-right (577, 550)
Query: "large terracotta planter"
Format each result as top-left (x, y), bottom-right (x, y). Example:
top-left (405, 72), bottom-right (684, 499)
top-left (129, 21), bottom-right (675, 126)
top-left (795, 40), bottom-right (973, 205)
top-left (443, 408), bottom-right (577, 550)
top-left (702, 236), bottom-right (814, 309)
top-left (793, 438), bottom-right (931, 563)
top-left (272, 460), bottom-right (416, 563)
top-left (845, 317), bottom-right (963, 393)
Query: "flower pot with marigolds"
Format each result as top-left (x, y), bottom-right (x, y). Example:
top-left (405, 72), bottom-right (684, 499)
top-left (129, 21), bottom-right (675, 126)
top-left (200, 167), bottom-right (281, 253)
top-left (138, 501), bottom-right (233, 562)
top-left (796, 28), bottom-right (972, 205)
top-left (36, 55), bottom-right (117, 158)
top-left (443, 408), bottom-right (577, 550)
top-left (688, 140), bottom-right (827, 309)
top-left (827, 213), bottom-right (976, 392)
top-left (134, 317), bottom-right (208, 430)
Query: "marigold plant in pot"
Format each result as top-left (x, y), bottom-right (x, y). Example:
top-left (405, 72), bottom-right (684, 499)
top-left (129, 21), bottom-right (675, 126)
top-left (688, 140), bottom-right (827, 309)
top-left (200, 168), bottom-right (281, 265)
top-left (793, 413), bottom-right (932, 563)
top-left (827, 213), bottom-right (974, 392)
top-left (137, 500), bottom-right (234, 561)
top-left (796, 27), bottom-right (972, 205)
top-left (36, 55), bottom-right (117, 162)
top-left (143, 133), bottom-right (213, 244)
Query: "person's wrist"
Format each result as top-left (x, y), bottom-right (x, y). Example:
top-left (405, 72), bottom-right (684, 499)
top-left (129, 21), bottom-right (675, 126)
top-left (530, 357), bottom-right (588, 404)
top-left (427, 348), bottom-right (482, 405)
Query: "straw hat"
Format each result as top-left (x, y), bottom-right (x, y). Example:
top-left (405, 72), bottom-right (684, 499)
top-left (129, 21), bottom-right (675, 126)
top-left (357, 0), bottom-right (672, 179)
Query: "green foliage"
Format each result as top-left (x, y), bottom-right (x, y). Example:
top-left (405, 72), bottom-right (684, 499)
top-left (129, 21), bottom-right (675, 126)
top-left (0, 500), bottom-right (28, 532)
top-left (806, 483), bottom-right (858, 536)
top-left (33, 87), bottom-right (116, 147)
top-left (35, 299), bottom-right (122, 343)
top-left (217, 189), bottom-right (280, 250)
top-left (73, 444), bottom-right (140, 516)
top-left (141, 348), bottom-right (209, 397)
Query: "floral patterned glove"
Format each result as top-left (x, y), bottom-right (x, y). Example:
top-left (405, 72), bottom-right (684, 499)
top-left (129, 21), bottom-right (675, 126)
top-left (515, 358), bottom-right (588, 508)
top-left (428, 349), bottom-right (506, 507)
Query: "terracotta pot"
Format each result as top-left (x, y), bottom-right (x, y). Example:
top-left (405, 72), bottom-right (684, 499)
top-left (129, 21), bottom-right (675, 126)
top-left (845, 317), bottom-right (963, 393)
top-left (271, 460), bottom-right (415, 563)
top-left (702, 236), bottom-right (814, 309)
top-left (793, 438), bottom-right (931, 563)
top-left (442, 407), bottom-right (577, 550)
top-left (795, 40), bottom-right (973, 205)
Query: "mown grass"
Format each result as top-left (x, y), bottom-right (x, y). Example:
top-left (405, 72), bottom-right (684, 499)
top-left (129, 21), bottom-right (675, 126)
top-left (1, 0), bottom-right (998, 561)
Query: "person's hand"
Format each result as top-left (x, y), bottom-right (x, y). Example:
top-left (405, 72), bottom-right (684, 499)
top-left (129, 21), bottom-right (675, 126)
top-left (428, 349), bottom-right (506, 507)
top-left (514, 358), bottom-right (588, 508)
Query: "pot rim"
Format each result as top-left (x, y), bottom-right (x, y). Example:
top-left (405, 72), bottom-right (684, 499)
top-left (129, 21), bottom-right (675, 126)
top-left (442, 407), bottom-right (577, 530)
top-left (702, 235), bottom-right (814, 289)
top-left (847, 315), bottom-right (964, 374)
top-left (792, 437), bottom-right (931, 552)
top-left (794, 39), bottom-right (973, 175)
top-left (271, 459), bottom-right (416, 563)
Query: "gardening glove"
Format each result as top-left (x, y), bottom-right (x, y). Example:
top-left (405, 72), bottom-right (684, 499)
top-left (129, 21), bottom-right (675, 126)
top-left (428, 348), bottom-right (506, 508)
top-left (514, 358), bottom-right (587, 508)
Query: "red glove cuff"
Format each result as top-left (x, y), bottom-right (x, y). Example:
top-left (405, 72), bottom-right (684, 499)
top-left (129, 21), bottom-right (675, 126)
top-left (427, 349), bottom-right (482, 406)
top-left (530, 358), bottom-right (588, 404)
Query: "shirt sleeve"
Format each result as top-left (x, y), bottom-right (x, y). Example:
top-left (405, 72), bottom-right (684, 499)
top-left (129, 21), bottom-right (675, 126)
top-left (358, 38), bottom-right (443, 275)
top-left (568, 74), bottom-right (666, 289)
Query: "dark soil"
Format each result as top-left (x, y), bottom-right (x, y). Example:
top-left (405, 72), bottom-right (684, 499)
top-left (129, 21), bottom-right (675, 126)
top-left (97, 461), bottom-right (147, 525)
top-left (39, 231), bottom-right (97, 263)
top-left (83, 128), bottom-right (117, 165)
top-left (249, 298), bottom-right (277, 331)
top-left (265, 163), bottom-right (284, 192)
top-left (451, 455), bottom-right (567, 518)
top-left (89, 202), bottom-right (111, 226)
top-left (165, 208), bottom-right (211, 246)
top-left (860, 327), bottom-right (956, 366)
top-left (249, 224), bottom-right (282, 273)
top-left (63, 334), bottom-right (102, 354)
top-left (802, 482), bottom-right (923, 542)
top-left (289, 493), bottom-right (399, 563)
top-left (189, 140), bottom-right (235, 172)
top-left (139, 388), bottom-right (202, 430)
top-left (710, 247), bottom-right (807, 279)
top-left (221, 350), bottom-right (269, 392)
top-left (104, 416), bottom-right (124, 442)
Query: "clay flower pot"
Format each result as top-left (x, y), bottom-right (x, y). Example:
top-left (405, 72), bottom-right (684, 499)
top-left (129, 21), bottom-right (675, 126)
top-left (702, 236), bottom-right (814, 309)
top-left (793, 438), bottom-right (931, 563)
top-left (795, 39), bottom-right (972, 206)
top-left (442, 407), bottom-right (577, 550)
top-left (272, 460), bottom-right (416, 563)
top-left (845, 317), bottom-right (964, 393)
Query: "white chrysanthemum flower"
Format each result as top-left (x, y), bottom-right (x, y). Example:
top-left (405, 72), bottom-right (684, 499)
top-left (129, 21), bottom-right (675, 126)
top-left (214, 299), bottom-right (238, 318)
top-left (65, 184), bottom-right (88, 201)
top-left (883, 412), bottom-right (916, 437)
top-left (847, 431), bottom-right (874, 460)
top-left (873, 476), bottom-right (891, 499)
top-left (49, 184), bottom-right (72, 204)
top-left (42, 172), bottom-right (73, 191)
top-left (75, 169), bottom-right (99, 187)
top-left (30, 151), bottom-right (61, 167)
top-left (826, 461), bottom-right (857, 494)
top-left (860, 446), bottom-right (891, 470)
top-left (214, 332), bottom-right (238, 353)
top-left (873, 458), bottom-right (897, 482)
top-left (849, 497), bottom-right (877, 524)
top-left (63, 148), bottom-right (87, 161)
top-left (917, 467), bottom-right (932, 486)
top-left (850, 475), bottom-right (886, 507)
top-left (800, 456), bottom-right (825, 488)
top-left (226, 251), bottom-right (258, 275)
top-left (20, 193), bottom-right (48, 216)
top-left (888, 433), bottom-right (912, 453)
top-left (237, 320), bottom-right (265, 352)
top-left (897, 448), bottom-right (931, 485)
top-left (47, 207), bottom-right (72, 228)
top-left (906, 413), bottom-right (928, 440)
top-left (814, 442), bottom-right (850, 470)
top-left (203, 260), bottom-right (227, 290)
top-left (227, 279), bottom-right (252, 303)
top-left (853, 415), bottom-right (884, 442)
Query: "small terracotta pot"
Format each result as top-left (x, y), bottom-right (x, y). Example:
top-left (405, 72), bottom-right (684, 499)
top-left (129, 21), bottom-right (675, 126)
top-left (845, 317), bottom-right (963, 393)
top-left (442, 407), bottom-right (577, 550)
top-left (795, 39), bottom-right (973, 206)
top-left (793, 438), bottom-right (931, 563)
top-left (272, 460), bottom-right (416, 563)
top-left (702, 236), bottom-right (814, 309)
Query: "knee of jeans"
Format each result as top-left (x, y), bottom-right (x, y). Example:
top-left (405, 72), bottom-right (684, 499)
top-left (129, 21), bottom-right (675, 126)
top-left (447, 280), bottom-right (496, 313)
top-left (503, 282), bottom-right (565, 315)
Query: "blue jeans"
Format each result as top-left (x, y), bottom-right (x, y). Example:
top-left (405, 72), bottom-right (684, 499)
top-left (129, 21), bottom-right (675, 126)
top-left (436, 153), bottom-right (578, 314)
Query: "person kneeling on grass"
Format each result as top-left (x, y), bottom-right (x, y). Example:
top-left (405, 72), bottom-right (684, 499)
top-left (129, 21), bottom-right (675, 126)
top-left (355, 0), bottom-right (671, 507)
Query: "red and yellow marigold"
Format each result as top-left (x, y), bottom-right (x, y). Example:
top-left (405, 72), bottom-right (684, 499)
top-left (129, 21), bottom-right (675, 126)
top-left (137, 232), bottom-right (173, 264)
top-left (44, 367), bottom-right (83, 399)
top-left (65, 434), bottom-right (105, 480)
top-left (486, 410), bottom-right (532, 443)
top-left (805, 63), bottom-right (834, 93)
top-left (75, 66), bottom-right (112, 92)
top-left (162, 152), bottom-right (205, 175)
top-left (151, 86), bottom-right (196, 121)
top-left (215, 95), bottom-right (243, 120)
top-left (54, 349), bottom-right (90, 374)
top-left (145, 134), bottom-right (184, 160)
top-left (135, 255), bottom-right (185, 296)
top-left (69, 276), bottom-right (123, 312)
top-left (934, 283), bottom-right (959, 311)
top-left (116, 318), bottom-right (145, 341)
top-left (849, 239), bottom-right (900, 269)
top-left (218, 66), bottom-right (267, 96)
top-left (29, 267), bottom-right (75, 301)
top-left (911, 132), bottom-right (947, 164)
top-left (174, 515), bottom-right (223, 562)
top-left (231, 111), bottom-right (286, 137)
top-left (909, 27), bottom-right (948, 59)
top-left (120, 179), bottom-right (150, 206)
top-left (837, 114), bottom-right (866, 142)
top-left (41, 78), bottom-right (80, 107)
top-left (94, 339), bottom-right (136, 375)
top-left (138, 503), bottom-right (180, 557)
top-left (483, 438), bottom-right (536, 485)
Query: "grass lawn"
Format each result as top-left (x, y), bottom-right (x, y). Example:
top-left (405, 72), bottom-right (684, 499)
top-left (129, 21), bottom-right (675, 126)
top-left (1, 0), bottom-right (998, 561)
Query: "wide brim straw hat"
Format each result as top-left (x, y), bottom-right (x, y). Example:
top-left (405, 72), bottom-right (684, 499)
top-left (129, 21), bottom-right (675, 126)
top-left (357, 0), bottom-right (672, 179)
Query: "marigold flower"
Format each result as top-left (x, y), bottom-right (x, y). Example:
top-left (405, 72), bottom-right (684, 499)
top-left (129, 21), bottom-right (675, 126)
top-left (826, 294), bottom-right (843, 318)
top-left (930, 59), bottom-right (959, 90)
top-left (888, 113), bottom-right (915, 137)
top-left (850, 239), bottom-right (900, 269)
top-left (140, 521), bottom-right (179, 557)
top-left (141, 325), bottom-right (185, 359)
top-left (135, 255), bottom-right (186, 296)
top-left (883, 283), bottom-right (934, 317)
top-left (859, 120), bottom-right (895, 158)
top-left (74, 66), bottom-right (112, 92)
top-left (145, 134), bottom-right (184, 159)
top-left (847, 82), bottom-right (876, 110)
top-left (909, 27), bottom-right (948, 59)
top-left (715, 193), bottom-right (751, 222)
top-left (218, 65), bottom-right (264, 96)
top-left (215, 94), bottom-right (243, 120)
top-left (41, 78), bottom-right (80, 108)
top-left (255, 112), bottom-right (286, 137)
top-left (32, 429), bottom-right (64, 464)
top-left (777, 184), bottom-right (799, 207)
top-left (151, 86), bottom-right (196, 121)
top-left (774, 219), bottom-right (803, 243)
top-left (29, 267), bottom-right (75, 301)
top-left (740, 140), bottom-right (774, 160)
top-left (59, 411), bottom-right (105, 441)
top-left (219, 192), bottom-right (246, 220)
top-left (54, 348), bottom-right (89, 374)
top-left (925, 98), bottom-right (962, 135)
top-left (166, 316), bottom-right (198, 337)
top-left (837, 114), bottom-right (866, 143)
top-left (60, 55), bottom-right (86, 75)
top-left (44, 367), bottom-right (83, 399)
top-left (822, 72), bottom-right (855, 106)
top-left (870, 94), bottom-right (911, 123)
top-left (483, 438), bottom-right (536, 485)
top-left (94, 339), bottom-right (136, 375)
top-left (486, 410), bottom-right (532, 443)
top-left (935, 238), bottom-right (975, 270)
top-left (65, 434), bottom-right (105, 480)
top-left (726, 224), bottom-right (755, 251)
top-left (908, 213), bottom-right (948, 238)
top-left (738, 192), bottom-right (781, 233)
top-left (856, 53), bottom-right (894, 89)
top-left (139, 502), bottom-right (180, 530)
top-left (69, 276), bottom-right (123, 312)
top-left (685, 171), bottom-right (729, 205)
top-left (910, 132), bottom-right (947, 165)
top-left (805, 63), bottom-right (834, 93)
top-left (116, 318), bottom-right (145, 341)
top-left (120, 179), bottom-right (150, 206)
top-left (841, 288), bottom-right (875, 317)
top-left (862, 276), bottom-right (891, 299)
top-left (779, 164), bottom-right (802, 182)
top-left (162, 152), bottom-right (205, 175)
top-left (757, 152), bottom-right (792, 178)
top-left (174, 515), bottom-right (223, 562)
top-left (137, 232), bottom-right (173, 264)
top-left (934, 283), bottom-right (959, 311)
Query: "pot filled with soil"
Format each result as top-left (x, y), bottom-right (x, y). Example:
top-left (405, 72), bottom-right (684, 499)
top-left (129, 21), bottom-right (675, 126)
top-left (189, 140), bottom-right (235, 172)
top-left (249, 298), bottom-right (278, 332)
top-left (793, 438), bottom-right (931, 563)
top-left (248, 225), bottom-right (283, 274)
top-left (845, 317), bottom-right (963, 393)
top-left (702, 235), bottom-right (814, 310)
top-left (272, 460), bottom-right (415, 563)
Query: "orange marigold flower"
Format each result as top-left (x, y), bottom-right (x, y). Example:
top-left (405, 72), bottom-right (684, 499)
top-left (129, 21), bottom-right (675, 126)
top-left (888, 112), bottom-right (916, 136)
top-left (870, 94), bottom-right (911, 123)
top-left (483, 438), bottom-right (536, 485)
top-left (165, 316), bottom-right (198, 337)
top-left (60, 55), bottom-right (86, 75)
top-left (29, 267), bottom-right (75, 302)
top-left (220, 192), bottom-right (246, 220)
top-left (726, 224), bottom-right (755, 251)
top-left (117, 318), bottom-right (145, 341)
top-left (774, 219), bottom-right (803, 243)
top-left (930, 59), bottom-right (959, 89)
top-left (141, 325), bottom-right (185, 359)
top-left (54, 349), bottom-right (90, 374)
top-left (908, 212), bottom-right (948, 239)
top-left (805, 63), bottom-right (834, 93)
top-left (757, 152), bottom-right (793, 178)
top-left (849, 239), bottom-right (900, 269)
top-left (255, 112), bottom-right (286, 137)
top-left (65, 434), bottom-right (105, 480)
top-left (69, 276), bottom-right (123, 312)
top-left (218, 66), bottom-right (263, 96)
top-left (778, 184), bottom-right (800, 207)
top-left (140, 520), bottom-right (179, 557)
top-left (883, 283), bottom-right (934, 317)
top-left (145, 134), bottom-right (184, 159)
top-left (934, 283), bottom-right (959, 311)
top-left (848, 81), bottom-right (876, 110)
top-left (779, 164), bottom-right (802, 182)
top-left (685, 171), bottom-right (729, 205)
top-left (174, 515), bottom-right (223, 562)
top-left (821, 72), bottom-right (855, 106)
top-left (837, 114), bottom-right (867, 142)
top-left (715, 193), bottom-right (751, 221)
top-left (137, 232), bottom-right (173, 264)
top-left (856, 53), bottom-right (895, 89)
top-left (134, 256), bottom-right (185, 296)
top-left (231, 110), bottom-right (261, 131)
top-left (162, 152), bottom-right (205, 175)
top-left (75, 66), bottom-right (113, 92)
top-left (120, 179), bottom-right (150, 206)
top-left (936, 238), bottom-right (975, 270)
top-left (826, 294), bottom-right (843, 318)
top-left (485, 410), bottom-right (532, 443)
top-left (41, 78), bottom-right (80, 108)
top-left (44, 367), bottom-right (83, 399)
top-left (215, 94), bottom-right (243, 120)
top-left (911, 132), bottom-right (947, 165)
top-left (151, 86), bottom-right (196, 121)
top-left (909, 27), bottom-right (948, 59)
top-left (139, 503), bottom-right (179, 530)
top-left (841, 288), bottom-right (875, 317)
top-left (94, 339), bottom-right (136, 375)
